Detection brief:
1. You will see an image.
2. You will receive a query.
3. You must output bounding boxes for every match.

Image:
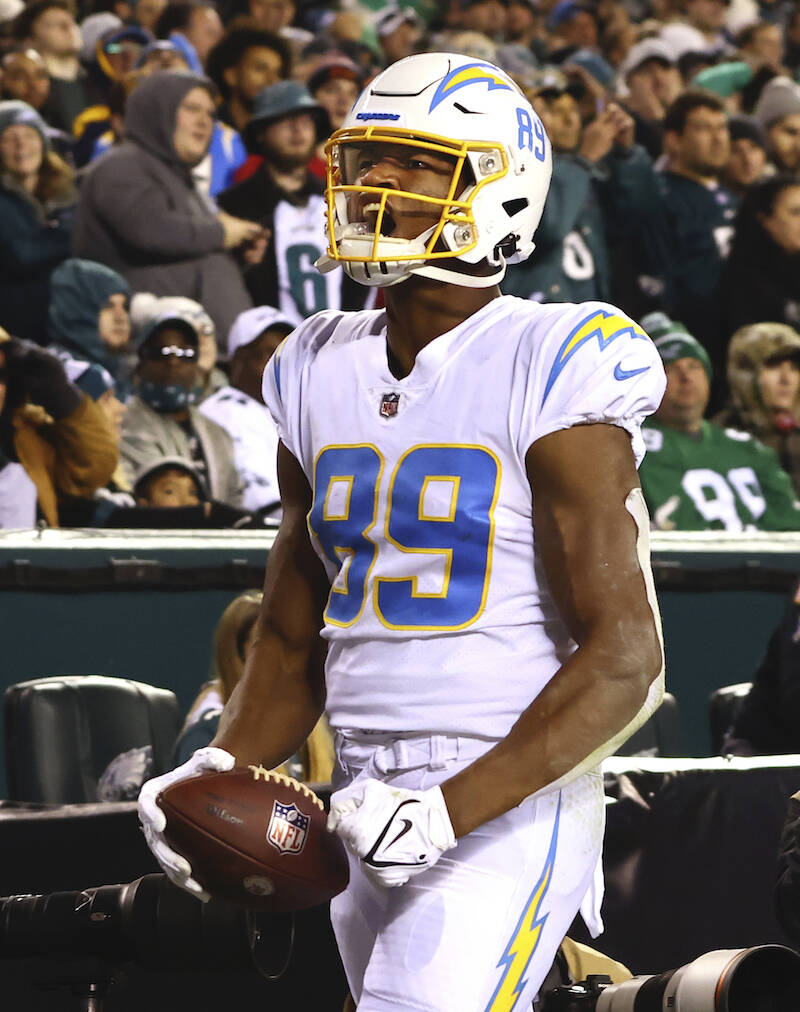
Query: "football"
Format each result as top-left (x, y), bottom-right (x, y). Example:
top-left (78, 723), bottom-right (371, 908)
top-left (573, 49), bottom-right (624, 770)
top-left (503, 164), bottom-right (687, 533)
top-left (158, 766), bottom-right (349, 911)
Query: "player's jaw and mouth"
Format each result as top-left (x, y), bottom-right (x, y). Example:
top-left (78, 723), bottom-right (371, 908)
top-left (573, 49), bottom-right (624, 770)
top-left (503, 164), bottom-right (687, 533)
top-left (350, 192), bottom-right (442, 241)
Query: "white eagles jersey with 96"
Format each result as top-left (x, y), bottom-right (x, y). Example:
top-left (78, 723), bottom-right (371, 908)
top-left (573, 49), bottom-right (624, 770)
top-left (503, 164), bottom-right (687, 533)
top-left (263, 295), bottom-right (665, 739)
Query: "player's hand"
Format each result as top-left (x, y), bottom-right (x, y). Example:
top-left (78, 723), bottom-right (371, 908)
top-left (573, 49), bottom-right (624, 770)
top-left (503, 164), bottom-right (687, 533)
top-left (328, 779), bottom-right (456, 888)
top-left (137, 746), bottom-right (235, 901)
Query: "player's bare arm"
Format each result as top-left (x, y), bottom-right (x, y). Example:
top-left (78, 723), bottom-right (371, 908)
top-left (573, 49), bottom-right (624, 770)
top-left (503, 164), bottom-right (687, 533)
top-left (440, 422), bottom-right (663, 838)
top-left (212, 441), bottom-right (331, 768)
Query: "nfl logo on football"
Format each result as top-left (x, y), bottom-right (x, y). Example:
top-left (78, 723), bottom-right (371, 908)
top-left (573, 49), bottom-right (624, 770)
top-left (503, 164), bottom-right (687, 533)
top-left (267, 801), bottom-right (310, 855)
top-left (379, 393), bottom-right (400, 418)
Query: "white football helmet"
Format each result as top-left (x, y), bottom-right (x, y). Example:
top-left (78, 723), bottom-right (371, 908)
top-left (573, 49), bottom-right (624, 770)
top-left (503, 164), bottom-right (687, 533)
top-left (315, 52), bottom-right (553, 289)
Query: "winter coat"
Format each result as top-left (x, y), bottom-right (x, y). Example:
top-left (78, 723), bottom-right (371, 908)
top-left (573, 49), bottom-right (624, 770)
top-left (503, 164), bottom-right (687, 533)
top-left (718, 217), bottom-right (800, 343)
top-left (10, 396), bottom-right (117, 527)
top-left (0, 174), bottom-right (75, 343)
top-left (502, 144), bottom-right (658, 306)
top-left (72, 71), bottom-right (252, 338)
top-left (120, 395), bottom-right (241, 507)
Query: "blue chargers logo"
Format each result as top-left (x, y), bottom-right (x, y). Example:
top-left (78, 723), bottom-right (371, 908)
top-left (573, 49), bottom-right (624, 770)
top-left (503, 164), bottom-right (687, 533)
top-left (429, 63), bottom-right (511, 112)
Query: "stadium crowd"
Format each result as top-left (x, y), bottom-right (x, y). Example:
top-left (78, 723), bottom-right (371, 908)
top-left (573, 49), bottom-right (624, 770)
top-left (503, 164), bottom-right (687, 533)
top-left (0, 0), bottom-right (799, 530)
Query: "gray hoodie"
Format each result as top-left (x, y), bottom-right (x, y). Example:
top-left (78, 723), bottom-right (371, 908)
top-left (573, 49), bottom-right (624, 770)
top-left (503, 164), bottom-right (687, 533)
top-left (72, 71), bottom-right (251, 338)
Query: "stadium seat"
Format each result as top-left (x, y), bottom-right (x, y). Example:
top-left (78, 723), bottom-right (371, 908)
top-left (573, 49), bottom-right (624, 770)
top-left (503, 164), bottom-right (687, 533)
top-left (4, 674), bottom-right (180, 804)
top-left (709, 682), bottom-right (753, 754)
top-left (614, 692), bottom-right (684, 758)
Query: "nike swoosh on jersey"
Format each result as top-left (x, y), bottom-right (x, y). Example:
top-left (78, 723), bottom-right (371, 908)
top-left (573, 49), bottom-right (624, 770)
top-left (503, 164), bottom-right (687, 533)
top-left (613, 363), bottom-right (651, 381)
top-left (363, 799), bottom-right (427, 868)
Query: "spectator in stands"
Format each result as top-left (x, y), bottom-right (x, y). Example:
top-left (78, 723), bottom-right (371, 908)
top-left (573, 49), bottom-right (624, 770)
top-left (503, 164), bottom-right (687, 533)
top-left (546, 0), bottom-right (600, 55)
top-left (12, 0), bottom-right (89, 135)
top-left (173, 589), bottom-right (335, 782)
top-left (199, 305), bottom-right (293, 520)
top-left (714, 323), bottom-right (800, 496)
top-left (630, 89), bottom-right (736, 365)
top-left (2, 48), bottom-right (53, 115)
top-left (72, 70), bottom-right (260, 337)
top-left (154, 1), bottom-right (223, 71)
top-left (618, 38), bottom-right (683, 161)
top-left (375, 5), bottom-right (424, 68)
top-left (102, 453), bottom-right (260, 527)
top-left (120, 310), bottom-right (242, 506)
top-left (753, 76), bottom-right (800, 175)
top-left (0, 328), bottom-right (116, 528)
top-left (1, 48), bottom-right (75, 160)
top-left (721, 575), bottom-right (800, 757)
top-left (132, 0), bottom-right (168, 34)
top-left (306, 51), bottom-right (361, 179)
top-left (206, 26), bottom-right (291, 135)
top-left (55, 360), bottom-right (135, 526)
top-left (718, 174), bottom-right (800, 341)
top-left (786, 4), bottom-right (800, 78)
top-left (503, 71), bottom-right (656, 306)
top-left (0, 100), bottom-right (76, 344)
top-left (660, 0), bottom-right (731, 61)
top-left (721, 115), bottom-right (769, 197)
top-left (47, 258), bottom-right (136, 396)
top-left (131, 292), bottom-right (226, 397)
top-left (638, 311), bottom-right (800, 531)
top-left (218, 80), bottom-right (367, 321)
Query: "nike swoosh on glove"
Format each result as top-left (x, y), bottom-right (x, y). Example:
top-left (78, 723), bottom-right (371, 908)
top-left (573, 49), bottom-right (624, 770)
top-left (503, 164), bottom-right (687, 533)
top-left (327, 779), bottom-right (457, 888)
top-left (137, 746), bottom-right (235, 901)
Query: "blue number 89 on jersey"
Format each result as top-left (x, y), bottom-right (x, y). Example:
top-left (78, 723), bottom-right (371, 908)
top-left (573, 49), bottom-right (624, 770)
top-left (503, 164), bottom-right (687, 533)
top-left (308, 444), bottom-right (501, 631)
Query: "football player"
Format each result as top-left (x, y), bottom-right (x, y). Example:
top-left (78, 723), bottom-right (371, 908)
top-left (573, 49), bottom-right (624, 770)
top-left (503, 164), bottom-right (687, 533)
top-left (139, 52), bottom-right (666, 1011)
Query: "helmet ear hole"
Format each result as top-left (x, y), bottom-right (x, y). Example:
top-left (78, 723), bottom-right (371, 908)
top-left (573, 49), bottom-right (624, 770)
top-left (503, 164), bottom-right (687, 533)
top-left (502, 198), bottom-right (528, 217)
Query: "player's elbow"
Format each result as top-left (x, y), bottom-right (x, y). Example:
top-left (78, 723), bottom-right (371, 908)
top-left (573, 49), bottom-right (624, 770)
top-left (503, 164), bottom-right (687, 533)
top-left (604, 612), bottom-right (663, 709)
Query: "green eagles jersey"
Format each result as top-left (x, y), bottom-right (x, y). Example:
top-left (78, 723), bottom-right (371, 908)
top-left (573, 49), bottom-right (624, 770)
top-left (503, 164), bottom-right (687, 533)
top-left (640, 419), bottom-right (800, 531)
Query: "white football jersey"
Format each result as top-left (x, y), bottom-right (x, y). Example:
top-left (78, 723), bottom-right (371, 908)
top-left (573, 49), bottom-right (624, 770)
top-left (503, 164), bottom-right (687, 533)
top-left (199, 385), bottom-right (281, 517)
top-left (263, 295), bottom-right (665, 739)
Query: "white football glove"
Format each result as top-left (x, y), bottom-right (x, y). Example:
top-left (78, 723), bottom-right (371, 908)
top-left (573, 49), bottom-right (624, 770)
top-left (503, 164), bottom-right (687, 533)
top-left (328, 779), bottom-right (457, 888)
top-left (137, 746), bottom-right (235, 901)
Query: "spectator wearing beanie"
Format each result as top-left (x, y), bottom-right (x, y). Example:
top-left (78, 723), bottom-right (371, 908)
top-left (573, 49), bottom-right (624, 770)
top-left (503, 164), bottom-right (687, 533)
top-left (73, 71), bottom-right (260, 337)
top-left (0, 100), bottom-right (76, 344)
top-left (753, 76), bottom-right (800, 175)
top-left (722, 115), bottom-right (769, 197)
top-left (639, 312), bottom-right (800, 532)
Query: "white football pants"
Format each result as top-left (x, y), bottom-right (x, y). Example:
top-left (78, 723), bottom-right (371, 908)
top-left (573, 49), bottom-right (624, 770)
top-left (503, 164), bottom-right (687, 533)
top-left (329, 731), bottom-right (605, 1012)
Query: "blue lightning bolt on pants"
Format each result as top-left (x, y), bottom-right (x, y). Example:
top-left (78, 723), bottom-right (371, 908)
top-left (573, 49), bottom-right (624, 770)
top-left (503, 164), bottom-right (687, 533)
top-left (330, 732), bottom-right (605, 1012)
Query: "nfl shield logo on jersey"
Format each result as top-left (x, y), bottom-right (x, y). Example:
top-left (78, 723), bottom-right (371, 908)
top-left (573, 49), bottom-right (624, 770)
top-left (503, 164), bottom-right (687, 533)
top-left (267, 801), bottom-right (310, 855)
top-left (379, 392), bottom-right (400, 418)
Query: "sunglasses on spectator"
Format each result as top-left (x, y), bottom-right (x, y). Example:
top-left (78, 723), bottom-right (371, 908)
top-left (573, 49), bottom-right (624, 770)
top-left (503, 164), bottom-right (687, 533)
top-left (142, 345), bottom-right (197, 361)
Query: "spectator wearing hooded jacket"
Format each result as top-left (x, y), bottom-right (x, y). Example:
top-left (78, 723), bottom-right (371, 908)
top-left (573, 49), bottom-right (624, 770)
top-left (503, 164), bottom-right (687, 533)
top-left (714, 323), bottom-right (800, 496)
top-left (72, 70), bottom-right (261, 337)
top-left (0, 100), bottom-right (76, 344)
top-left (46, 258), bottom-right (137, 397)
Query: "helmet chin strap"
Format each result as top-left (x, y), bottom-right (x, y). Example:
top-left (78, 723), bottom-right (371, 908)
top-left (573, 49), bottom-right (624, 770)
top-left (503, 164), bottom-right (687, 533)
top-left (410, 260), bottom-right (507, 288)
